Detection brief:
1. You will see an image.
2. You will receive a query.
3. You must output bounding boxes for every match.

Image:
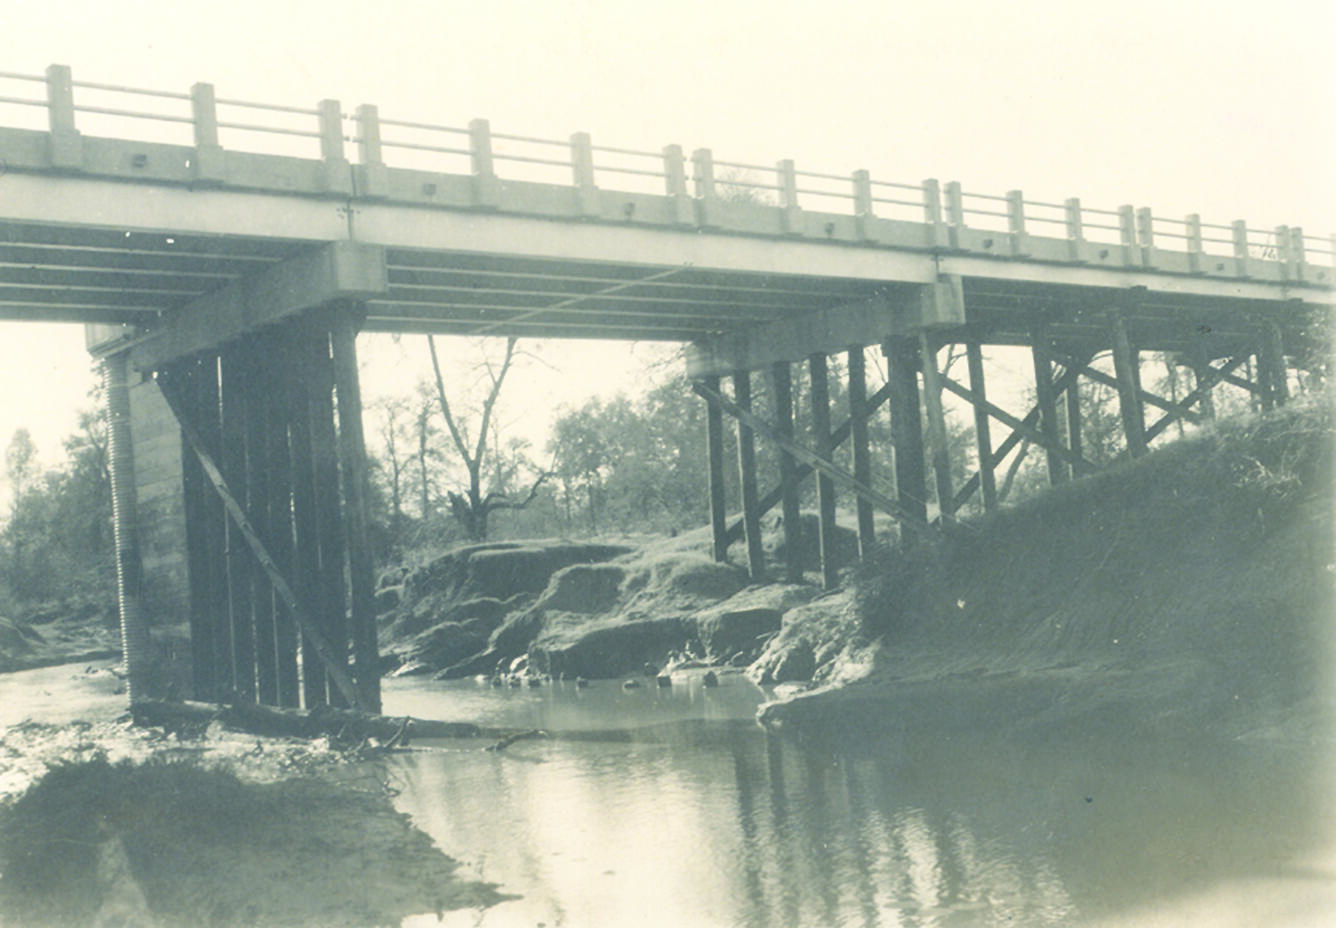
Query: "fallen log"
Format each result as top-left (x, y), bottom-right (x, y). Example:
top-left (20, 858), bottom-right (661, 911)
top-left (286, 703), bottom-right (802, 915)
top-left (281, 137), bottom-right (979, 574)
top-left (130, 699), bottom-right (484, 744)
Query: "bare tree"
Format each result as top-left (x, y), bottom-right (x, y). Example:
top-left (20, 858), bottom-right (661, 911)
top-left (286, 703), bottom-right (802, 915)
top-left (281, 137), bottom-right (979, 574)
top-left (426, 335), bottom-right (550, 540)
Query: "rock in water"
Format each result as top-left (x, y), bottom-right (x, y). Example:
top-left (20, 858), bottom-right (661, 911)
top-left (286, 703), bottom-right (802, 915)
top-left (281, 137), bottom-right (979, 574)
top-left (622, 679), bottom-right (642, 690)
top-left (702, 670), bottom-right (719, 687)
top-left (656, 675), bottom-right (673, 688)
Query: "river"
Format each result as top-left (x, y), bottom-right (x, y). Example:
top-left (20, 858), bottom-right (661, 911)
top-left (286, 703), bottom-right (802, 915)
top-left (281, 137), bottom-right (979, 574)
top-left (382, 671), bottom-right (1336, 927)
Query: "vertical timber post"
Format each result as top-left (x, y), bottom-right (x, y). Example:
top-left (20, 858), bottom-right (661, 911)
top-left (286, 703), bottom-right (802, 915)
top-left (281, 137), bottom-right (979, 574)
top-left (261, 344), bottom-right (300, 707)
top-left (1190, 344), bottom-right (1216, 420)
top-left (1109, 307), bottom-right (1147, 457)
top-left (732, 371), bottom-right (766, 582)
top-left (243, 340), bottom-right (278, 706)
top-left (769, 361), bottom-right (804, 583)
top-left (1066, 356), bottom-right (1087, 476)
top-left (1264, 320), bottom-right (1289, 407)
top-left (883, 336), bottom-right (927, 529)
top-left (702, 374), bottom-right (728, 562)
top-left (808, 353), bottom-right (839, 589)
top-left (846, 346), bottom-right (876, 558)
top-left (176, 359), bottom-right (215, 701)
top-left (918, 331), bottom-right (954, 521)
top-left (286, 328), bottom-right (326, 707)
top-left (330, 307), bottom-right (383, 713)
top-left (219, 349), bottom-right (256, 702)
top-left (305, 330), bottom-right (350, 707)
top-left (104, 351), bottom-right (152, 703)
top-left (196, 355), bottom-right (233, 701)
top-left (1031, 330), bottom-right (1068, 485)
top-left (965, 341), bottom-right (998, 512)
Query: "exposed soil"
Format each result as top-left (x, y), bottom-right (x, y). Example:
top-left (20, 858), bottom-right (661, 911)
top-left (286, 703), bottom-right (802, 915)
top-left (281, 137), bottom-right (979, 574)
top-left (0, 668), bottom-right (508, 928)
top-left (760, 401), bottom-right (1336, 744)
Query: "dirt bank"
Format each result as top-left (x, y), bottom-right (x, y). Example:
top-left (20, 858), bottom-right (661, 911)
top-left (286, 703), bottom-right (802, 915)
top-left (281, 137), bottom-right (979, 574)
top-left (378, 520), bottom-right (855, 682)
top-left (760, 402), bottom-right (1336, 744)
top-left (0, 674), bottom-right (508, 928)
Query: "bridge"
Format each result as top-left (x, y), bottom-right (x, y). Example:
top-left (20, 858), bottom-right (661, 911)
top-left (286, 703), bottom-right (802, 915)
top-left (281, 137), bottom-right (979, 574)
top-left (1, 64), bottom-right (1329, 715)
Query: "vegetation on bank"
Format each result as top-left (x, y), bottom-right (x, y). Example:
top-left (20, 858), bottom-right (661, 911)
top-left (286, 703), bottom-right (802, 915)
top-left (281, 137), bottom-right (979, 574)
top-left (764, 399), bottom-right (1334, 741)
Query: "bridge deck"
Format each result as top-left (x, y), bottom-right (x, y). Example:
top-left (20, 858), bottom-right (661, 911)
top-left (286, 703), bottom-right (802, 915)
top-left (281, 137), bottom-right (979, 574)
top-left (0, 65), bottom-right (1329, 364)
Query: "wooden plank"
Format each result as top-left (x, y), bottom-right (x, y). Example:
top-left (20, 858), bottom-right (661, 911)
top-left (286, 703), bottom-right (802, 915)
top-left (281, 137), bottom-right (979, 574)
top-left (1264, 320), bottom-right (1289, 406)
top-left (174, 358), bottom-right (215, 702)
top-left (1066, 360), bottom-right (1086, 477)
top-left (219, 348), bottom-right (256, 702)
top-left (847, 346), bottom-right (876, 557)
top-left (284, 329), bottom-right (326, 708)
top-left (154, 373), bottom-right (365, 711)
top-left (733, 370), bottom-right (766, 582)
top-left (692, 381), bottom-right (924, 528)
top-left (769, 361), bottom-right (803, 583)
top-left (304, 329), bottom-right (351, 708)
top-left (195, 355), bottom-right (232, 702)
top-left (884, 336), bottom-right (928, 527)
top-left (1189, 344), bottom-right (1216, 420)
top-left (330, 307), bottom-right (383, 714)
top-left (1030, 332), bottom-right (1068, 485)
top-left (918, 332), bottom-right (955, 519)
top-left (243, 337), bottom-right (278, 707)
top-left (809, 353), bottom-right (839, 589)
top-left (965, 341), bottom-right (997, 512)
top-left (1109, 310), bottom-right (1147, 456)
top-left (261, 342), bottom-right (300, 708)
top-left (702, 374), bottom-right (728, 562)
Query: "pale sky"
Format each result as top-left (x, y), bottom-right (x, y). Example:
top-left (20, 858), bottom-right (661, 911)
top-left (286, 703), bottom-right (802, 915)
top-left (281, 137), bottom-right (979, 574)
top-left (0, 0), bottom-right (1331, 470)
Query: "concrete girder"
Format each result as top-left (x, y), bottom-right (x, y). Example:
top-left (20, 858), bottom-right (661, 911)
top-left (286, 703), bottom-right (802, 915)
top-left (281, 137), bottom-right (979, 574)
top-left (101, 242), bottom-right (388, 370)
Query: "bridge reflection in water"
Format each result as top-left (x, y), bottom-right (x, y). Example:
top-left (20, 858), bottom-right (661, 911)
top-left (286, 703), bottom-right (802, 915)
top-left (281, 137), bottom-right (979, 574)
top-left (386, 679), bottom-right (1335, 927)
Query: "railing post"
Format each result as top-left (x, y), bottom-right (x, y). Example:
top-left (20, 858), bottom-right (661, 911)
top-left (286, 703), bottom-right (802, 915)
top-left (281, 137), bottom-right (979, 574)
top-left (1185, 213), bottom-right (1204, 274)
top-left (469, 118), bottom-right (501, 208)
top-left (316, 99), bottom-right (352, 195)
top-left (776, 159), bottom-right (803, 235)
top-left (1118, 205), bottom-right (1138, 267)
top-left (189, 81), bottom-right (226, 185)
top-left (570, 131), bottom-right (599, 218)
top-left (1290, 227), bottom-right (1306, 282)
top-left (853, 169), bottom-right (875, 242)
top-left (1006, 189), bottom-right (1029, 256)
top-left (1136, 207), bottom-right (1157, 268)
top-left (692, 148), bottom-right (719, 228)
top-left (1232, 220), bottom-right (1250, 277)
top-left (1273, 225), bottom-right (1292, 281)
top-left (1064, 197), bottom-right (1084, 262)
top-left (944, 181), bottom-right (965, 249)
top-left (45, 63), bottom-right (82, 170)
top-left (354, 104), bottom-right (388, 199)
top-left (923, 179), bottom-right (951, 249)
top-left (662, 144), bottom-right (694, 226)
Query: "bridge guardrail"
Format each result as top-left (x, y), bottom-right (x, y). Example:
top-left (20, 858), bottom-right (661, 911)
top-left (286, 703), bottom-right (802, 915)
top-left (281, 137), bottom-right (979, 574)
top-left (0, 64), bottom-right (1330, 279)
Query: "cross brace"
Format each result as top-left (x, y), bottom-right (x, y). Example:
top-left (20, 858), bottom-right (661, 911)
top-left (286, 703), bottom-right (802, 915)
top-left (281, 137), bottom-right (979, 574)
top-left (692, 380), bottom-right (926, 529)
top-left (155, 374), bottom-right (364, 710)
top-left (721, 379), bottom-right (894, 545)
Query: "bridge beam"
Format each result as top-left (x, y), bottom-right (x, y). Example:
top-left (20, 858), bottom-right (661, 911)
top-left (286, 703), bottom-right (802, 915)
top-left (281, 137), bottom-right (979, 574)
top-left (684, 278), bottom-right (964, 378)
top-left (124, 241), bottom-right (387, 370)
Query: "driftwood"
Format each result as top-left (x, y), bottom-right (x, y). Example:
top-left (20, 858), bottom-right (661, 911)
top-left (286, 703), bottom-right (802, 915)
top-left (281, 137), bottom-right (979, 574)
top-left (130, 699), bottom-right (484, 745)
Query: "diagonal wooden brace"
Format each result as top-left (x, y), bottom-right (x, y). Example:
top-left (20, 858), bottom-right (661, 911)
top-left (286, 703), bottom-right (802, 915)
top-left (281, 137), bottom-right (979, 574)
top-left (693, 380), bottom-right (926, 529)
top-left (1052, 351), bottom-right (1204, 426)
top-left (938, 374), bottom-right (1094, 471)
top-left (721, 379), bottom-right (894, 545)
top-left (1144, 353), bottom-right (1249, 443)
top-left (950, 363), bottom-right (1083, 512)
top-left (155, 373), bottom-right (364, 711)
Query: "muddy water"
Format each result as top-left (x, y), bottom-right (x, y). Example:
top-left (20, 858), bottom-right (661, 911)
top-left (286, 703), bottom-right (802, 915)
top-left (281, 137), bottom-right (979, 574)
top-left (383, 674), bottom-right (1336, 927)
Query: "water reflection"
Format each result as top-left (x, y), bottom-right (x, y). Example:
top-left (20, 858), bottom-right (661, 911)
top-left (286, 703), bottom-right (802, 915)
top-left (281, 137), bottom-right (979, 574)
top-left (387, 679), bottom-right (1335, 927)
